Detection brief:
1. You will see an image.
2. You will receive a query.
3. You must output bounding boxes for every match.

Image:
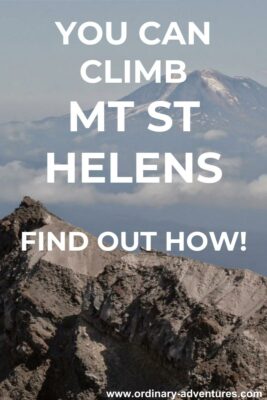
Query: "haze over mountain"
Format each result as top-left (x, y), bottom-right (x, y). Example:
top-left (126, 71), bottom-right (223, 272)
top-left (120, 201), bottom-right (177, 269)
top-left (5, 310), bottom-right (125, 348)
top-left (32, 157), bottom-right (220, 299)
top-left (2, 69), bottom-right (267, 141)
top-left (0, 70), bottom-right (266, 274)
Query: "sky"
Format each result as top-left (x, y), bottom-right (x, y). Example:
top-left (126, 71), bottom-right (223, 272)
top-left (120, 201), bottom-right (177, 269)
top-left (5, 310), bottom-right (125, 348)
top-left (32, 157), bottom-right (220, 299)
top-left (0, 0), bottom-right (267, 122)
top-left (0, 0), bottom-right (266, 274)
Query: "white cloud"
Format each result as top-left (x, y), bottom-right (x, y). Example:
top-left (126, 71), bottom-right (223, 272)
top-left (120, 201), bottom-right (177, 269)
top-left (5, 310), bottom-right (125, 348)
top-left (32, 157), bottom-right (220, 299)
top-left (0, 161), bottom-right (266, 210)
top-left (202, 129), bottom-right (228, 141)
top-left (103, 174), bottom-right (267, 209)
top-left (218, 157), bottom-right (242, 176)
top-left (0, 121), bottom-right (53, 142)
top-left (254, 135), bottom-right (267, 153)
top-left (0, 161), bottom-right (97, 204)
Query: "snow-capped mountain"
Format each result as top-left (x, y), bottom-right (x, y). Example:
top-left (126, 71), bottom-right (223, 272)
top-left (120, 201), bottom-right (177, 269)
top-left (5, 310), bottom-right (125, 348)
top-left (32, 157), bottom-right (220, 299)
top-left (121, 69), bottom-right (267, 135)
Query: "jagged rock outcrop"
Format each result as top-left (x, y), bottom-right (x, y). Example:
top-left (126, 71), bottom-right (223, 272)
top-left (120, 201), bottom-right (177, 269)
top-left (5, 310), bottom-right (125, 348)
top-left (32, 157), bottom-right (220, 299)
top-left (0, 197), bottom-right (266, 399)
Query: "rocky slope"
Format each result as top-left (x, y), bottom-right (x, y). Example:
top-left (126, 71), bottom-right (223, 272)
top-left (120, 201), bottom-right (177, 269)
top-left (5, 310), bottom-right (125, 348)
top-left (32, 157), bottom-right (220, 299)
top-left (0, 197), bottom-right (266, 399)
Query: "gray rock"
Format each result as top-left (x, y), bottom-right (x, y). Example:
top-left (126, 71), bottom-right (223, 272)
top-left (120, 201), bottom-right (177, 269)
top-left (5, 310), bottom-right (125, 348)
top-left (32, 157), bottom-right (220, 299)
top-left (0, 198), bottom-right (266, 399)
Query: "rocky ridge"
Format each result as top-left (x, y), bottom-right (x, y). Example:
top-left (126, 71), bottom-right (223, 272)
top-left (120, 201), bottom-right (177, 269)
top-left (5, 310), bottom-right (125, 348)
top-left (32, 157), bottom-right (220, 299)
top-left (0, 197), bottom-right (266, 399)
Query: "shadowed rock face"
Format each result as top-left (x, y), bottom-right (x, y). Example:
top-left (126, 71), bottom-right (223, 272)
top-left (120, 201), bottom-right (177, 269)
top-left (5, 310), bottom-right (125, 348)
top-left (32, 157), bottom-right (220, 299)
top-left (0, 197), bottom-right (266, 399)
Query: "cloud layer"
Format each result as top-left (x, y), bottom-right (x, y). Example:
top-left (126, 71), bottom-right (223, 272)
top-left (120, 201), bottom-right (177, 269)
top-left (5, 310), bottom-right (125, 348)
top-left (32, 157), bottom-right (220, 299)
top-left (0, 161), bottom-right (266, 209)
